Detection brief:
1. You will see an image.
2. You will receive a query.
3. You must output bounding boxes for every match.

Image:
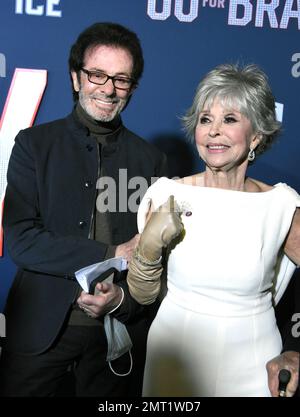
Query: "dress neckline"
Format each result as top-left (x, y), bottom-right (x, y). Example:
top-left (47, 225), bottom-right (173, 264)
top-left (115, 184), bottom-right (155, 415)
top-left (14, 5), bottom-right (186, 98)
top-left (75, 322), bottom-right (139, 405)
top-left (160, 177), bottom-right (284, 195)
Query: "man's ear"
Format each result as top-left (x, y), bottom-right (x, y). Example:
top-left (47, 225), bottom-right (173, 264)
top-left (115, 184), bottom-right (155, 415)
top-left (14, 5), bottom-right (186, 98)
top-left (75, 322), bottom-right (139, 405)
top-left (71, 71), bottom-right (80, 92)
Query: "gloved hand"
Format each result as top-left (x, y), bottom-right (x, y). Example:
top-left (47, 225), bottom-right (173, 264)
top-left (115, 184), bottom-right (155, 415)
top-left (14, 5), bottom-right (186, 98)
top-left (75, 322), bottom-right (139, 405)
top-left (127, 195), bottom-right (183, 305)
top-left (138, 195), bottom-right (184, 262)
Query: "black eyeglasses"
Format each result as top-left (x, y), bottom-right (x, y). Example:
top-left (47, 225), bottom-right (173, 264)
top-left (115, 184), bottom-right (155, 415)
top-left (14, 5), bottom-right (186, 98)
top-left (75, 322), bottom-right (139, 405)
top-left (81, 68), bottom-right (136, 91)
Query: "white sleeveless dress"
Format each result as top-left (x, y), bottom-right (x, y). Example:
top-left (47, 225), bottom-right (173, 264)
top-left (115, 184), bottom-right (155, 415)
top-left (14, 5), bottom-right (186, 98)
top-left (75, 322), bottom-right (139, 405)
top-left (138, 177), bottom-right (300, 397)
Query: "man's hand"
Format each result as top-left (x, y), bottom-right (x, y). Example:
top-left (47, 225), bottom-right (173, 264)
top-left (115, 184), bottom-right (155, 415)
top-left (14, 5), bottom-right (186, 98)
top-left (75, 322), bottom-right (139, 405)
top-left (77, 282), bottom-right (123, 318)
top-left (266, 351), bottom-right (300, 397)
top-left (115, 233), bottom-right (140, 262)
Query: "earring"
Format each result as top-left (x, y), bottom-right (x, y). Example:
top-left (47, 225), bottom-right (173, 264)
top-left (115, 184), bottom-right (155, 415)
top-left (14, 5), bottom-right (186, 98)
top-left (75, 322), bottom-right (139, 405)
top-left (248, 148), bottom-right (255, 162)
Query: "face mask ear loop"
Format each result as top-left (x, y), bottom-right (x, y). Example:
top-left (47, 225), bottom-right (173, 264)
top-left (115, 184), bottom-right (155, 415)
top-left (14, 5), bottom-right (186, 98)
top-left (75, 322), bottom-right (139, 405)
top-left (108, 350), bottom-right (133, 376)
top-left (104, 308), bottom-right (133, 376)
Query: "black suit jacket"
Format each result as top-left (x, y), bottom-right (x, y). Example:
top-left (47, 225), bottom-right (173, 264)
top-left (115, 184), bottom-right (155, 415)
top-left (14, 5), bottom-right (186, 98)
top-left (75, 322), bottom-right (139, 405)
top-left (3, 110), bottom-right (168, 354)
top-left (276, 268), bottom-right (300, 353)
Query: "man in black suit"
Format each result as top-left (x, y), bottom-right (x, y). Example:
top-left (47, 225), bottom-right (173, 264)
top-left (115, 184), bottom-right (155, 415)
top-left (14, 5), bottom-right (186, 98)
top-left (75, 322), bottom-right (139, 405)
top-left (0, 22), bottom-right (167, 396)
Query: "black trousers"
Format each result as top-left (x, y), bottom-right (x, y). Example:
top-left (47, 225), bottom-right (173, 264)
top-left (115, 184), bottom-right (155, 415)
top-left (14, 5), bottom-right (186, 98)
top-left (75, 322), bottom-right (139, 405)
top-left (0, 324), bottom-right (139, 397)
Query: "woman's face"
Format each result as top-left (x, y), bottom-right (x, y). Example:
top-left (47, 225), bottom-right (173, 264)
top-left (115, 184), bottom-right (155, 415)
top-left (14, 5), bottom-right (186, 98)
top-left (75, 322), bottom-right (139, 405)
top-left (195, 99), bottom-right (260, 172)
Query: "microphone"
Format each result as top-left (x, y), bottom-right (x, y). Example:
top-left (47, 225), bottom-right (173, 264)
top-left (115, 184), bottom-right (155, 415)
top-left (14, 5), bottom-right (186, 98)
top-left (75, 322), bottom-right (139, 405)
top-left (278, 369), bottom-right (291, 397)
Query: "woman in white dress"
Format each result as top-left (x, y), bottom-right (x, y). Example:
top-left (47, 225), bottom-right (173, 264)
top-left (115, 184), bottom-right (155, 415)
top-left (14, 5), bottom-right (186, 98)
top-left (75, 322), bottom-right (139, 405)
top-left (127, 64), bottom-right (300, 397)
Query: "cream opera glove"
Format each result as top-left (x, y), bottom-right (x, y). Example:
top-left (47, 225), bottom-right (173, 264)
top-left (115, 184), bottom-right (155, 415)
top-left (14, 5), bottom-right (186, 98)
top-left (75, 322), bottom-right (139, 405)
top-left (127, 195), bottom-right (183, 305)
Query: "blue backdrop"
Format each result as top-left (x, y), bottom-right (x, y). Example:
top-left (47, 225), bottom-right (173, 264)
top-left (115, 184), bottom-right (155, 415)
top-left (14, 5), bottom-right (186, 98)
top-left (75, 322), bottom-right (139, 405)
top-left (0, 0), bottom-right (299, 311)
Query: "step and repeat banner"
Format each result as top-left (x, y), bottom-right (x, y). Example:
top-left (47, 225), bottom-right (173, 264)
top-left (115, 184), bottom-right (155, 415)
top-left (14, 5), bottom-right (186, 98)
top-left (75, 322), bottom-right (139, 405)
top-left (0, 0), bottom-right (299, 310)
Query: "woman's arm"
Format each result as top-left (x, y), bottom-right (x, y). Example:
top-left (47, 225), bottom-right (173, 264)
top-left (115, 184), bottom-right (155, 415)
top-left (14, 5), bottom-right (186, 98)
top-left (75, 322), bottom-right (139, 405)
top-left (127, 195), bottom-right (183, 305)
top-left (284, 208), bottom-right (300, 266)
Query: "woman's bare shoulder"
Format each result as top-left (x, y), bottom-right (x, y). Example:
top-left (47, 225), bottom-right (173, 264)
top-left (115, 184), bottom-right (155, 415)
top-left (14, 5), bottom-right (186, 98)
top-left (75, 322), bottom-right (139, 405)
top-left (247, 178), bottom-right (273, 192)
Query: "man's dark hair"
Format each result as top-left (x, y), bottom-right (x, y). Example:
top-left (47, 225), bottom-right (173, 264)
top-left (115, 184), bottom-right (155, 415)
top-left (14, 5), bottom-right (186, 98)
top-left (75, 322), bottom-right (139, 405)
top-left (69, 22), bottom-right (144, 102)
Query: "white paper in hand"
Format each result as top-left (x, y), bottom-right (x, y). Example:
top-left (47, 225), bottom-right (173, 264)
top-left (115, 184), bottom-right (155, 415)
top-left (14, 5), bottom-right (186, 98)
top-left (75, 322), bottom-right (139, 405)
top-left (74, 257), bottom-right (127, 292)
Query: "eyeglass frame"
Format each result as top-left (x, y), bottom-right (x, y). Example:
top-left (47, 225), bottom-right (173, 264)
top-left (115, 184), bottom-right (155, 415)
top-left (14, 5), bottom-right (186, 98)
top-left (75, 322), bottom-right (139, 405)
top-left (81, 68), bottom-right (137, 91)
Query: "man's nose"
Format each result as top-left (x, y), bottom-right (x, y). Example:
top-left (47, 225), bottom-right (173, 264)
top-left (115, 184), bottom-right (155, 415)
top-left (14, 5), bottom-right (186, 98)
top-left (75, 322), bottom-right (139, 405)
top-left (99, 78), bottom-right (116, 95)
